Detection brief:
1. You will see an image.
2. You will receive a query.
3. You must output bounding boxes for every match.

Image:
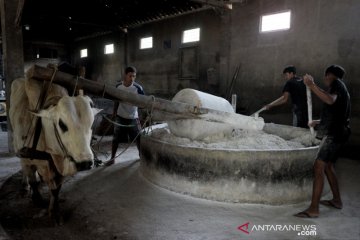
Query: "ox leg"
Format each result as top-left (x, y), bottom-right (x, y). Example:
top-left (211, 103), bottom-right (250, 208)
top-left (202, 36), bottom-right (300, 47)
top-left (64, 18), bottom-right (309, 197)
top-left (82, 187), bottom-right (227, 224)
top-left (21, 172), bottom-right (29, 192)
top-left (49, 184), bottom-right (62, 224)
top-left (29, 181), bottom-right (47, 207)
top-left (20, 159), bottom-right (32, 194)
top-left (23, 163), bottom-right (46, 207)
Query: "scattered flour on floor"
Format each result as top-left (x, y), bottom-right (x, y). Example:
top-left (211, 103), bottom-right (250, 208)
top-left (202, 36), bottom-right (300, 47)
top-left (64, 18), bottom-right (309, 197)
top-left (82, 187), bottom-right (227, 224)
top-left (149, 127), bottom-right (317, 150)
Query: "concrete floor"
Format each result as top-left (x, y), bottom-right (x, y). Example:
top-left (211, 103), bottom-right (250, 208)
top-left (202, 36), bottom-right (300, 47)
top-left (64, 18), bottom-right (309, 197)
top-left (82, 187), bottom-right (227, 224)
top-left (0, 131), bottom-right (360, 240)
top-left (0, 131), bottom-right (10, 156)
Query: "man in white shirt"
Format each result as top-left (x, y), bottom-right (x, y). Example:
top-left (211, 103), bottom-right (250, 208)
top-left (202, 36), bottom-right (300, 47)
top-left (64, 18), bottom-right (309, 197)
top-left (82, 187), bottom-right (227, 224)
top-left (107, 66), bottom-right (144, 166)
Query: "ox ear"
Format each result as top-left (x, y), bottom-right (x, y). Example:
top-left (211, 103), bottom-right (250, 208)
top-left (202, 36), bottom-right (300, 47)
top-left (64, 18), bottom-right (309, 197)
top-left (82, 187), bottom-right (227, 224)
top-left (29, 109), bottom-right (54, 119)
top-left (92, 108), bottom-right (103, 116)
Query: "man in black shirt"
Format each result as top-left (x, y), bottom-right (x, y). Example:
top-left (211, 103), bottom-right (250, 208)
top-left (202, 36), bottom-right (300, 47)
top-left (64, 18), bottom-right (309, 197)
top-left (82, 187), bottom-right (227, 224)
top-left (264, 66), bottom-right (308, 128)
top-left (295, 65), bottom-right (351, 218)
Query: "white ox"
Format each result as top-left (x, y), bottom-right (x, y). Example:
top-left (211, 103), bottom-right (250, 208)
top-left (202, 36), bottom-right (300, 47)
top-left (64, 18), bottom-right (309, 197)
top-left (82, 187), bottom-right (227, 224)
top-left (9, 69), bottom-right (100, 222)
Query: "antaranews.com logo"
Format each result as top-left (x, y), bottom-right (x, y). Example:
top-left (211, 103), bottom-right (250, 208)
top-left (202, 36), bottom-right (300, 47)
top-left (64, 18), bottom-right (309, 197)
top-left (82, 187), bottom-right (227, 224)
top-left (238, 222), bottom-right (317, 236)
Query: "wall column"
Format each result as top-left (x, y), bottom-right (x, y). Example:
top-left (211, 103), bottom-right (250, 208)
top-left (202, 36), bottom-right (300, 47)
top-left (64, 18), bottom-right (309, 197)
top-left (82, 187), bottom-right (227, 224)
top-left (0, 0), bottom-right (25, 152)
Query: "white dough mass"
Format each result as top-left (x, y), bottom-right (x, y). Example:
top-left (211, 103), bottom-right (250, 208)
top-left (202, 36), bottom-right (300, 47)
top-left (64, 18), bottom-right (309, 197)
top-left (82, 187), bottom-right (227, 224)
top-left (167, 89), bottom-right (265, 140)
top-left (150, 126), bottom-right (316, 150)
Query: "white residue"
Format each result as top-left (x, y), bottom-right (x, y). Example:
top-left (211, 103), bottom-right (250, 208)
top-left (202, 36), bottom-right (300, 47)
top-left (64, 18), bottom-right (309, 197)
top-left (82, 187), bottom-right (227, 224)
top-left (149, 126), bottom-right (316, 150)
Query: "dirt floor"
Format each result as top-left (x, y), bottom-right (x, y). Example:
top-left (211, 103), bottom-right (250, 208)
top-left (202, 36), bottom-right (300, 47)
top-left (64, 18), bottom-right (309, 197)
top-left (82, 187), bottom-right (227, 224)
top-left (1, 154), bottom-right (360, 240)
top-left (0, 132), bottom-right (139, 240)
top-left (0, 130), bottom-right (360, 240)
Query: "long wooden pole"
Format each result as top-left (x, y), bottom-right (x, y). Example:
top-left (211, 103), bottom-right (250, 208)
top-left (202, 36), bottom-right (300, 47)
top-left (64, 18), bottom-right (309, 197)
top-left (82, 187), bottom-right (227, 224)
top-left (28, 65), bottom-right (265, 130)
top-left (28, 65), bottom-right (204, 120)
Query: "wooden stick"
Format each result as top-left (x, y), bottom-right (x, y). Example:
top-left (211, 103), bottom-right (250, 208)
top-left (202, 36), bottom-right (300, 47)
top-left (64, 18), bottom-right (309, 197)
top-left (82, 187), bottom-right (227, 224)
top-left (251, 96), bottom-right (284, 118)
top-left (306, 86), bottom-right (314, 135)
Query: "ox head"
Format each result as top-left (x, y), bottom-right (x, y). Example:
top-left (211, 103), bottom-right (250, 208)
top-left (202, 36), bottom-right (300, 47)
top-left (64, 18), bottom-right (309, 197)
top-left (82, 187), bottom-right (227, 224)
top-left (32, 95), bottom-right (101, 175)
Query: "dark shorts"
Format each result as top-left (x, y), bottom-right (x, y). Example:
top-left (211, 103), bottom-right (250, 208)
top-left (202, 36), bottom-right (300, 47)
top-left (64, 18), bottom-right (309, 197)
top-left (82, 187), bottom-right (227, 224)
top-left (316, 136), bottom-right (343, 163)
top-left (113, 116), bottom-right (141, 148)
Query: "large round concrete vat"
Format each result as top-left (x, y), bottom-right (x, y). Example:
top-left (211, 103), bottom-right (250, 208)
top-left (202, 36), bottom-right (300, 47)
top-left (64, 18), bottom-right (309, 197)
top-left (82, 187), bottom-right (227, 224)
top-left (140, 123), bottom-right (320, 205)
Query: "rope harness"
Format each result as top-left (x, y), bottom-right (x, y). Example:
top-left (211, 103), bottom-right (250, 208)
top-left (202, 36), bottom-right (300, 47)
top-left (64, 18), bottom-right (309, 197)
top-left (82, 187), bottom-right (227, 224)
top-left (98, 95), bottom-right (156, 166)
top-left (101, 114), bottom-right (136, 128)
top-left (52, 122), bottom-right (76, 164)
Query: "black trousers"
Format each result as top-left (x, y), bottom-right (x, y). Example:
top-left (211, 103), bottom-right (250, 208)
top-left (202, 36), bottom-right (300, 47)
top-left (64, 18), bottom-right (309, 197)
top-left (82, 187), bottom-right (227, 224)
top-left (293, 111), bottom-right (309, 129)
